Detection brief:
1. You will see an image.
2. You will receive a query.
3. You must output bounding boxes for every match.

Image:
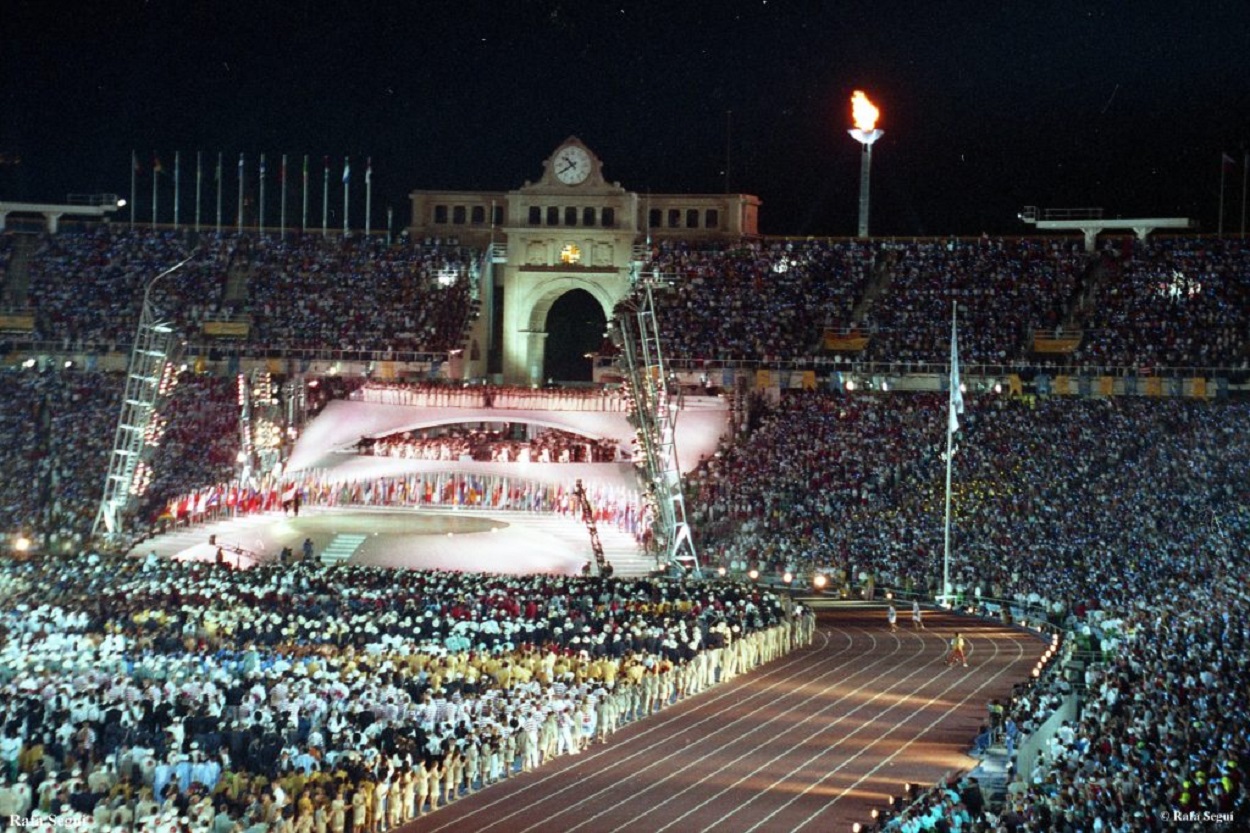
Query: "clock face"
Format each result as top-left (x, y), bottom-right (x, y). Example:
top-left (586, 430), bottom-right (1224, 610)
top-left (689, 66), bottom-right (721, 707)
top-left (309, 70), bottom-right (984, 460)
top-left (553, 145), bottom-right (592, 185)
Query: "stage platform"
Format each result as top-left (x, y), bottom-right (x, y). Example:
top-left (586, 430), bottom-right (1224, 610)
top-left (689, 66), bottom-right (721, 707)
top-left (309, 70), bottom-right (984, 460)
top-left (136, 505), bottom-right (657, 577)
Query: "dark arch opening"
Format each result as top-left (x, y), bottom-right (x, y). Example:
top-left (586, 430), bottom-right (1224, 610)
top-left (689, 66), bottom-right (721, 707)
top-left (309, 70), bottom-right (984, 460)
top-left (543, 289), bottom-right (605, 383)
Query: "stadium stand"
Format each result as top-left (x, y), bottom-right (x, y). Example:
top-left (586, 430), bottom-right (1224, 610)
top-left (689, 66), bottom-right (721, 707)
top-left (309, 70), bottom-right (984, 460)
top-left (1, 228), bottom-right (1248, 830)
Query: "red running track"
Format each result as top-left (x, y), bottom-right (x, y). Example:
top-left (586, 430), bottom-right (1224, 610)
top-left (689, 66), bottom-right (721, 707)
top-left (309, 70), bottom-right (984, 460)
top-left (402, 604), bottom-right (1045, 833)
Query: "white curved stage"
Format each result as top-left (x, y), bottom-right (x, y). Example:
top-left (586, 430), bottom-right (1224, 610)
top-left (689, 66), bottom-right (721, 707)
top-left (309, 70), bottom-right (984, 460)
top-left (142, 505), bottom-right (658, 577)
top-left (285, 395), bottom-right (730, 477)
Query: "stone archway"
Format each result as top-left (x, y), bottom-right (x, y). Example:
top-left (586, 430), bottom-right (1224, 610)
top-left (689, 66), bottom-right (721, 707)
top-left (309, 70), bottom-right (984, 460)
top-left (542, 288), bottom-right (606, 382)
top-left (502, 273), bottom-right (626, 385)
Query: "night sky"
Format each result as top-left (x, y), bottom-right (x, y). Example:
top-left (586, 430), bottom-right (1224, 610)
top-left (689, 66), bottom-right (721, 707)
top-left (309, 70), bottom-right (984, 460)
top-left (3, 0), bottom-right (1248, 236)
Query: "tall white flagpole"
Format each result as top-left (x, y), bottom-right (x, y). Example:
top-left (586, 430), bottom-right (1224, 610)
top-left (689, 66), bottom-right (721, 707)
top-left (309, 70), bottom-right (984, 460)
top-left (152, 153), bottom-right (159, 229)
top-left (195, 151), bottom-right (203, 232)
top-left (365, 157), bottom-right (372, 236)
top-left (342, 156), bottom-right (351, 235)
top-left (130, 150), bottom-right (137, 229)
top-left (302, 155), bottom-right (309, 232)
top-left (258, 153), bottom-right (266, 233)
top-left (215, 152), bottom-right (223, 234)
top-left (942, 300), bottom-right (963, 606)
top-left (322, 156), bottom-right (329, 236)
top-left (237, 152), bottom-right (245, 233)
top-left (173, 151), bottom-right (181, 229)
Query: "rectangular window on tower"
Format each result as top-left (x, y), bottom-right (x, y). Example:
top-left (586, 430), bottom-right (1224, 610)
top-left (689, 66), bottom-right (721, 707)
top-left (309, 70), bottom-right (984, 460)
top-left (583, 207), bottom-right (596, 226)
top-left (564, 206), bottom-right (578, 226)
top-left (471, 205), bottom-right (486, 225)
top-left (601, 207), bottom-right (615, 227)
top-left (705, 209), bottom-right (720, 229)
top-left (546, 206), bottom-right (559, 225)
top-left (686, 209), bottom-right (700, 228)
top-left (667, 209), bottom-right (680, 228)
top-left (434, 205), bottom-right (448, 224)
top-left (528, 206), bottom-right (541, 225)
top-left (452, 206), bottom-right (466, 225)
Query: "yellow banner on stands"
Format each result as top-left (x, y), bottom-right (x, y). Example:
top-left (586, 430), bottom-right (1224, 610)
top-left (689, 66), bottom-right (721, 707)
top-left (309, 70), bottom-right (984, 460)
top-left (823, 330), bottom-right (869, 352)
top-left (0, 314), bottom-right (35, 332)
top-left (1007, 374), bottom-right (1023, 396)
top-left (1190, 377), bottom-right (1207, 398)
top-left (203, 321), bottom-right (250, 338)
top-left (1143, 377), bottom-right (1162, 397)
top-left (1034, 332), bottom-right (1082, 353)
top-left (755, 369), bottom-right (772, 390)
top-left (1098, 376), bottom-right (1114, 396)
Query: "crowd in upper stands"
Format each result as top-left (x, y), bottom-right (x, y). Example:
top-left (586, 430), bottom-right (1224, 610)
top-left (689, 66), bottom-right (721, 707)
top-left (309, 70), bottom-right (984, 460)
top-left (5, 228), bottom-right (1249, 372)
top-left (8, 228), bottom-right (478, 357)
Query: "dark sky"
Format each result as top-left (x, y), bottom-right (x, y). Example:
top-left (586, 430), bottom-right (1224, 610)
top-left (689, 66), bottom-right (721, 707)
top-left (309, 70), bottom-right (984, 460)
top-left (3, 0), bottom-right (1248, 236)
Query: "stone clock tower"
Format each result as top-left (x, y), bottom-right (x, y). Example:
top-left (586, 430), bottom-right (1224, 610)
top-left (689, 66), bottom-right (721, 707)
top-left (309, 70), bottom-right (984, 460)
top-left (408, 138), bottom-right (760, 384)
top-left (499, 137), bottom-right (638, 384)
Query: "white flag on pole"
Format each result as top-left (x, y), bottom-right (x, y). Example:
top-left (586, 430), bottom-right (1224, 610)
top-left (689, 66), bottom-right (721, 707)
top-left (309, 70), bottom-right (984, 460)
top-left (949, 309), bottom-right (965, 434)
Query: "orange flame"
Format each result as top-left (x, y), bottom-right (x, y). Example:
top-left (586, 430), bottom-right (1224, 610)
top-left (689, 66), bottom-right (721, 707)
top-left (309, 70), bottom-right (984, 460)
top-left (851, 90), bottom-right (880, 132)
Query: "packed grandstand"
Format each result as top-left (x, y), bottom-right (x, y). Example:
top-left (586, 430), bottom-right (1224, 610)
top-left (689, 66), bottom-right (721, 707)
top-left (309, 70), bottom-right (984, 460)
top-left (0, 226), bottom-right (1247, 831)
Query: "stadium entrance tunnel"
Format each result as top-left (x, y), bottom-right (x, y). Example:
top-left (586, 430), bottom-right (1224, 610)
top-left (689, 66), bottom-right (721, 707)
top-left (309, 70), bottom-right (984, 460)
top-left (542, 288), bottom-right (607, 383)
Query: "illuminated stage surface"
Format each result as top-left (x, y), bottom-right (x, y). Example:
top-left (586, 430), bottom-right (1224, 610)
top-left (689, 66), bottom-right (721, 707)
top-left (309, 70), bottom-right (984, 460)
top-left (141, 505), bottom-right (655, 576)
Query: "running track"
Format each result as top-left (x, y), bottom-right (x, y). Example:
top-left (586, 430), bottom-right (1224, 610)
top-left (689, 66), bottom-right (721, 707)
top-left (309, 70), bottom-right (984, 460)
top-left (403, 604), bottom-right (1045, 833)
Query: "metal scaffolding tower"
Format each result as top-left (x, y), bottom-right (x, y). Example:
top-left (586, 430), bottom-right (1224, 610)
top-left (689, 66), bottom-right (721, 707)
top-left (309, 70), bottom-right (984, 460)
top-left (92, 257), bottom-right (192, 540)
top-left (615, 278), bottom-right (700, 577)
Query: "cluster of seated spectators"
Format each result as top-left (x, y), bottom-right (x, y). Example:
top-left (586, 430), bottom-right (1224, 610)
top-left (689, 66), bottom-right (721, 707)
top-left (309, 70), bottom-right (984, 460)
top-left (635, 238), bottom-right (873, 361)
top-left (631, 235), bottom-right (1250, 372)
top-left (9, 228), bottom-right (479, 357)
top-left (0, 367), bottom-right (122, 548)
top-left (0, 552), bottom-right (811, 833)
top-left (684, 387), bottom-right (1249, 830)
top-left (1072, 236), bottom-right (1250, 370)
top-left (8, 229), bottom-right (1250, 372)
top-left (363, 426), bottom-right (623, 464)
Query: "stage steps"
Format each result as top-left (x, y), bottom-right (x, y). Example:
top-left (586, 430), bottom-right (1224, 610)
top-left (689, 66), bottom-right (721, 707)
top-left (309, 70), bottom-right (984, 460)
top-left (319, 533), bottom-right (368, 564)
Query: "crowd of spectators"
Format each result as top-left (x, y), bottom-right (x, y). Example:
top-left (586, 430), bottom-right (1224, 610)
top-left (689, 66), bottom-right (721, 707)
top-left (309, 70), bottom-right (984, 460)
top-left (9, 229), bottom-right (1250, 373)
top-left (857, 237), bottom-right (1088, 365)
top-left (241, 234), bottom-right (478, 355)
top-left (634, 235), bottom-right (1249, 372)
top-left (0, 367), bottom-right (122, 550)
top-left (1072, 236), bottom-right (1250, 370)
top-left (10, 228), bottom-right (479, 357)
top-left (0, 553), bottom-right (811, 832)
top-left (685, 388), bottom-right (1249, 830)
top-left (636, 238), bottom-right (875, 361)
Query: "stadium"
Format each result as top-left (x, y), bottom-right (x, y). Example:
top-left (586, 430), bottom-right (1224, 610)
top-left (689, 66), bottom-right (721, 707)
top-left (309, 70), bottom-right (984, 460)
top-left (2, 4), bottom-right (1249, 831)
top-left (1, 144), bottom-right (1247, 831)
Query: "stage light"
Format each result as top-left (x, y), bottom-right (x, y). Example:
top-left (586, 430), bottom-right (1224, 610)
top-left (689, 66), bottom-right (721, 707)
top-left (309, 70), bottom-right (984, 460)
top-left (748, 569), bottom-right (759, 581)
top-left (852, 824), bottom-right (862, 833)
top-left (717, 566), bottom-right (727, 577)
top-left (813, 574), bottom-right (828, 590)
top-left (783, 571), bottom-right (793, 584)
top-left (14, 536), bottom-right (31, 553)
